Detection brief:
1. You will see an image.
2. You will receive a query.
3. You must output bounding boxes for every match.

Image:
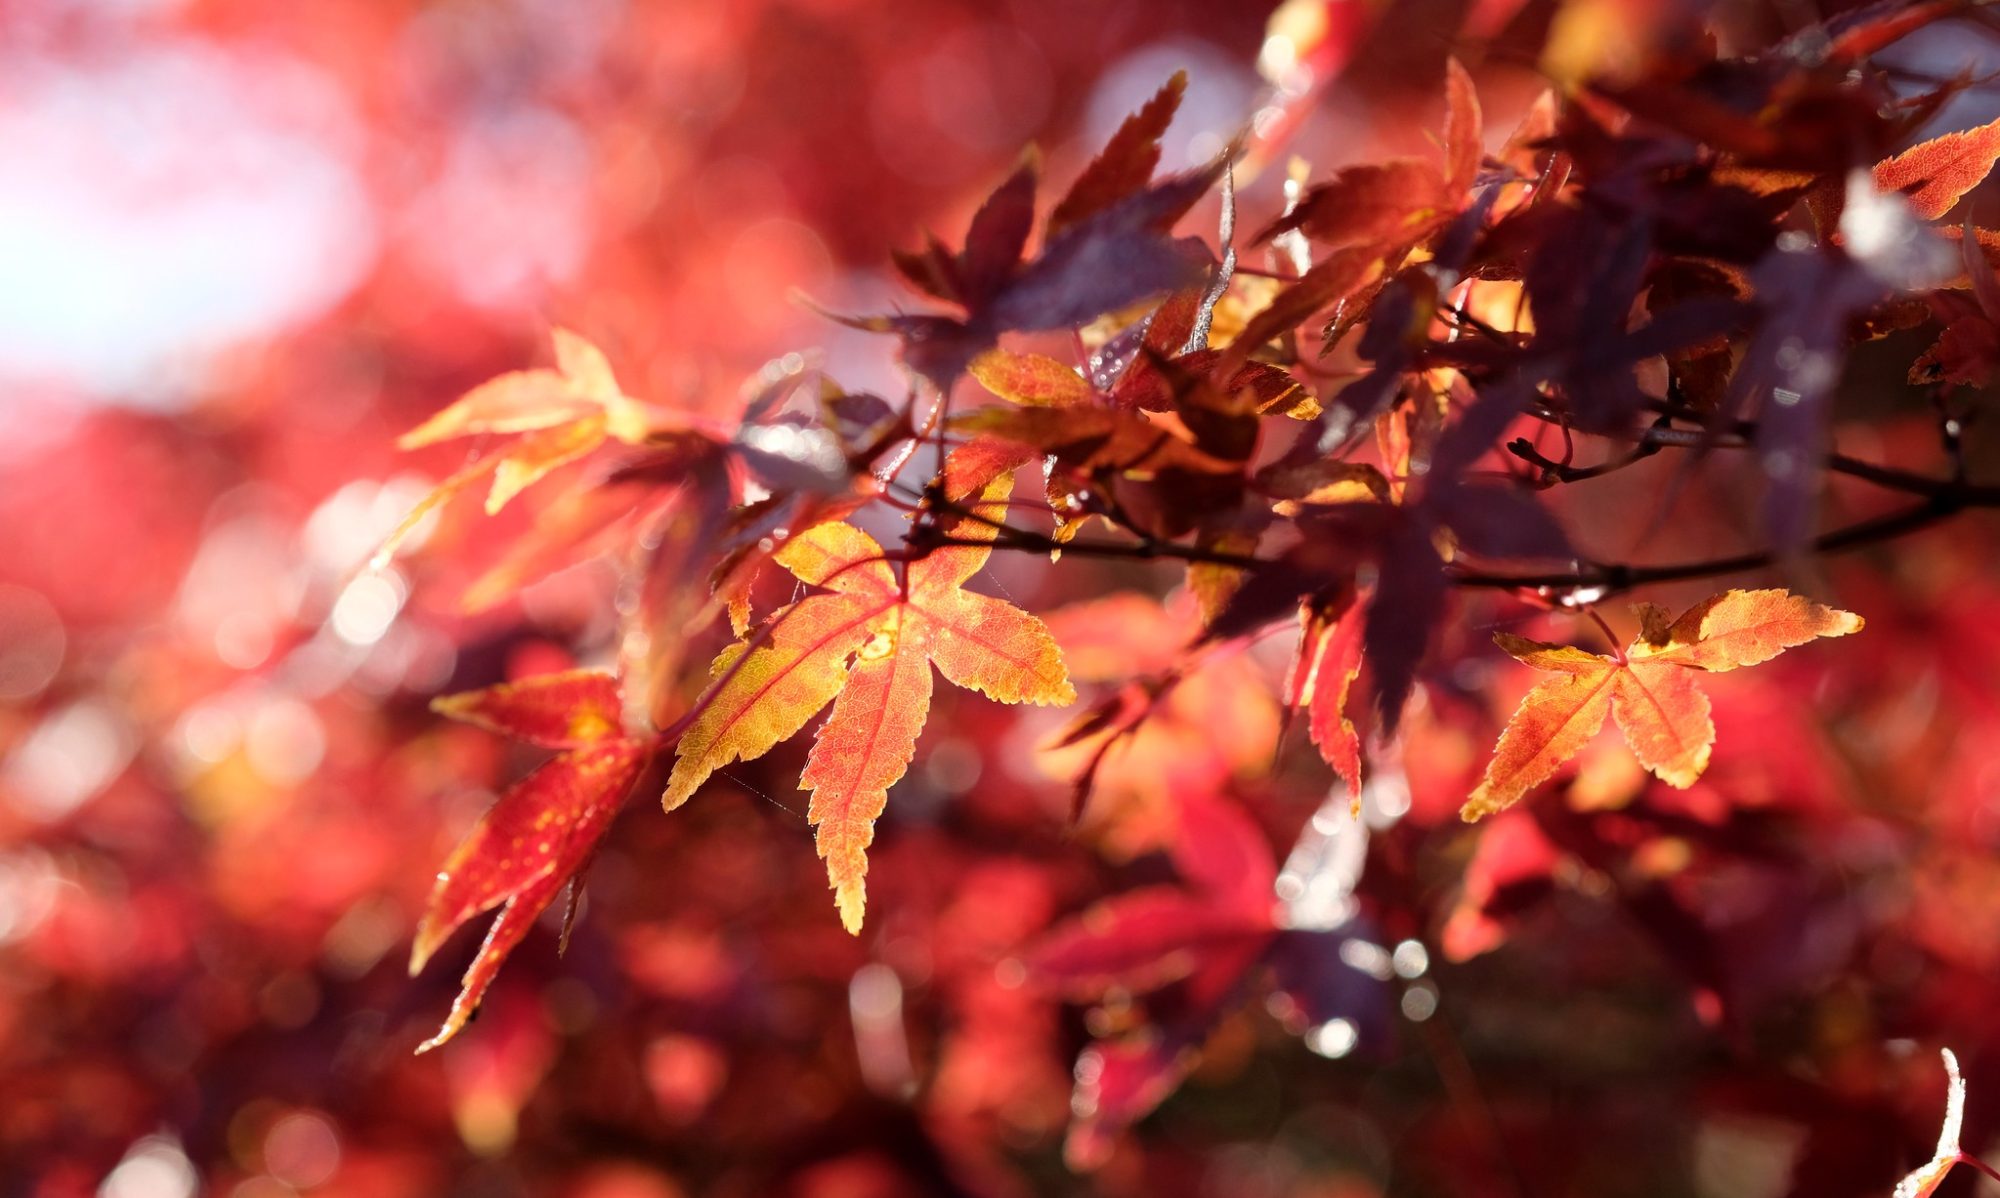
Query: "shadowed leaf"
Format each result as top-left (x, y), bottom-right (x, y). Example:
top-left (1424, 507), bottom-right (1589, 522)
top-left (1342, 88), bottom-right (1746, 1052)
top-left (1049, 71), bottom-right (1188, 237)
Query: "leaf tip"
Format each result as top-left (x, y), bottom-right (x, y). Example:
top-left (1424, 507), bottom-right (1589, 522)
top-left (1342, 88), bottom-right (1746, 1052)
top-left (413, 1025), bottom-right (453, 1055)
top-left (837, 884), bottom-right (867, 935)
top-left (408, 911), bottom-right (447, 977)
top-left (661, 770), bottom-right (700, 813)
top-left (1649, 745), bottom-right (1712, 789)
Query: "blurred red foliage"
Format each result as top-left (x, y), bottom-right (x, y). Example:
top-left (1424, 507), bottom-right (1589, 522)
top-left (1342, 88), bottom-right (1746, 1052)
top-left (12, 2), bottom-right (2000, 1196)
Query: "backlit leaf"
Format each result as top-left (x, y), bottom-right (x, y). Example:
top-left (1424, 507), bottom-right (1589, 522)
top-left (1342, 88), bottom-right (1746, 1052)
top-left (431, 670), bottom-right (625, 749)
top-left (1875, 114), bottom-right (2000, 221)
top-left (665, 443), bottom-right (1073, 931)
top-left (968, 348), bottom-right (1094, 407)
top-left (381, 329), bottom-right (690, 568)
top-left (1443, 56), bottom-right (1483, 194)
top-left (411, 740), bottom-right (649, 1051)
top-left (1303, 603), bottom-right (1367, 800)
top-left (1464, 589), bottom-right (1862, 820)
top-left (398, 327), bottom-right (646, 450)
top-left (1627, 588), bottom-right (1866, 671)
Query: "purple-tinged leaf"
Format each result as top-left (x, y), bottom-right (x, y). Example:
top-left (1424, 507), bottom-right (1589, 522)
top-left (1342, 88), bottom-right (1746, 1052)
top-left (1363, 519), bottom-right (1448, 735)
top-left (960, 154), bottom-right (1039, 303)
top-left (1439, 483), bottom-right (1574, 560)
top-left (1048, 70), bottom-right (1187, 238)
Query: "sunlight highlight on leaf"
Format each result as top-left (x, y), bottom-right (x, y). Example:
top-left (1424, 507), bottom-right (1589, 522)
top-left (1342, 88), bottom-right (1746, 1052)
top-left (1465, 589), bottom-right (1861, 820)
top-left (665, 440), bottom-right (1073, 931)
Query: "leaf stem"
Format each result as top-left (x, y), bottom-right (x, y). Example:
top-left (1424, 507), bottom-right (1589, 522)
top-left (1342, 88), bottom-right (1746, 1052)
top-left (1582, 606), bottom-right (1624, 660)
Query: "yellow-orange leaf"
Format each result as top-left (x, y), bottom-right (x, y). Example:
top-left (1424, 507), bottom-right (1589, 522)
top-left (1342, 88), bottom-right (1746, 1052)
top-left (399, 328), bottom-right (640, 449)
top-left (1303, 603), bottom-right (1367, 801)
top-left (485, 412), bottom-right (609, 514)
top-left (1608, 659), bottom-right (1712, 788)
top-left (430, 669), bottom-right (625, 748)
top-left (1464, 656), bottom-right (1617, 822)
top-left (380, 329), bottom-right (671, 567)
top-left (1626, 588), bottom-right (1865, 671)
top-left (799, 612), bottom-right (933, 933)
top-left (968, 348), bottom-right (1094, 407)
top-left (659, 590), bottom-right (889, 811)
top-left (1463, 589), bottom-right (1860, 821)
top-left (664, 441), bottom-right (1074, 932)
top-left (372, 421), bottom-right (609, 570)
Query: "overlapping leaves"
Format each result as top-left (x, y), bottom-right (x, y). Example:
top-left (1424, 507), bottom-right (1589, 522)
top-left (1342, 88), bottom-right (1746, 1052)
top-left (828, 72), bottom-right (1228, 390)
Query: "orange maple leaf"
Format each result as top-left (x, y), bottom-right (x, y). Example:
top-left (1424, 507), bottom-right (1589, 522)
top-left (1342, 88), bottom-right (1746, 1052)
top-left (967, 348), bottom-right (1095, 408)
top-left (1464, 589), bottom-right (1862, 821)
top-left (662, 441), bottom-right (1076, 933)
top-left (1876, 114), bottom-right (2000, 222)
top-left (374, 329), bottom-right (678, 568)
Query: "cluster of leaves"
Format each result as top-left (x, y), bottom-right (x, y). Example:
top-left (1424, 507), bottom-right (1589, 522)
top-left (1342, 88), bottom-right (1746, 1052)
top-left (351, 13), bottom-right (2000, 1185)
top-left (370, 4), bottom-right (2000, 1177)
top-left (25, 2), bottom-right (2000, 1193)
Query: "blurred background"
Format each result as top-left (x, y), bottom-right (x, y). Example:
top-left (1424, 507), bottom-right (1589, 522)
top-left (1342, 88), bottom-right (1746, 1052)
top-left (11, 0), bottom-right (2000, 1196)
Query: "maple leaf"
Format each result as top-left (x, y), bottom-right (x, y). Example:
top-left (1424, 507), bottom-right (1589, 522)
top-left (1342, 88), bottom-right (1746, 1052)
top-left (966, 348), bottom-right (1095, 407)
top-left (822, 75), bottom-right (1227, 390)
top-left (1876, 114), bottom-right (2000, 222)
top-left (663, 441), bottom-right (1075, 933)
top-left (376, 328), bottom-right (691, 568)
top-left (1251, 58), bottom-right (1482, 253)
top-left (1047, 70), bottom-right (1188, 238)
top-left (1464, 589), bottom-right (1862, 821)
top-left (1284, 593), bottom-right (1367, 801)
top-left (409, 670), bottom-right (652, 1052)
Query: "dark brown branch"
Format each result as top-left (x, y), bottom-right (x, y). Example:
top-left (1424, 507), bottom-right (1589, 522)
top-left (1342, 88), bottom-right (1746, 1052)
top-left (1518, 401), bottom-right (2000, 503)
top-left (919, 478), bottom-right (1981, 602)
top-left (1450, 496), bottom-right (1967, 592)
top-left (1507, 435), bottom-right (1660, 484)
